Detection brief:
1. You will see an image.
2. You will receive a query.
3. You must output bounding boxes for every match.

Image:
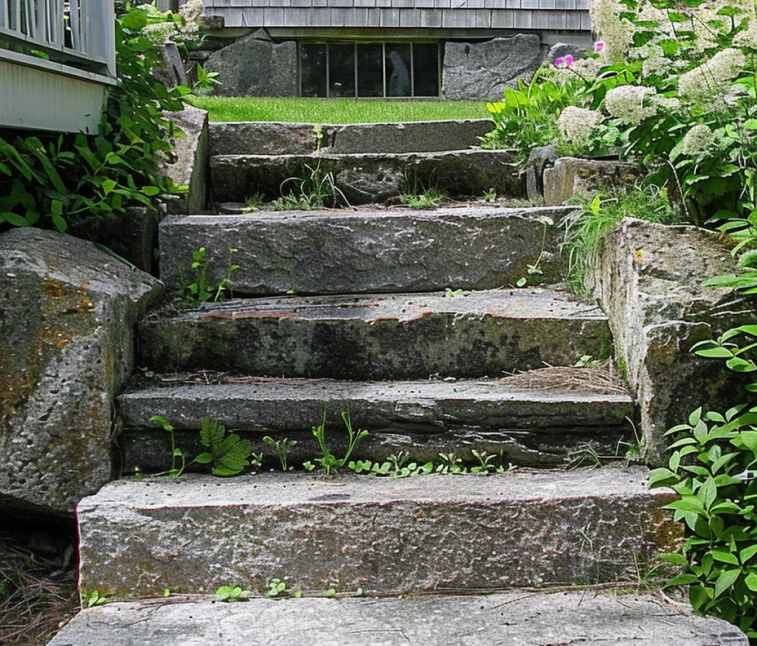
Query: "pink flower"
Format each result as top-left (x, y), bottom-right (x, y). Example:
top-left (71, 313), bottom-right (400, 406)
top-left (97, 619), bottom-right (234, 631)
top-left (554, 54), bottom-right (574, 69)
top-left (595, 42), bottom-right (604, 53)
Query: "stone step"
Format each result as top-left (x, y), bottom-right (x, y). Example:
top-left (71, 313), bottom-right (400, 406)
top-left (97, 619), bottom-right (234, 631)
top-left (159, 205), bottom-right (572, 296)
top-left (77, 466), bottom-right (677, 598)
top-left (209, 119), bottom-right (495, 156)
top-left (210, 149), bottom-right (521, 204)
top-left (47, 592), bottom-right (748, 646)
top-left (117, 374), bottom-right (634, 472)
top-left (137, 289), bottom-right (612, 380)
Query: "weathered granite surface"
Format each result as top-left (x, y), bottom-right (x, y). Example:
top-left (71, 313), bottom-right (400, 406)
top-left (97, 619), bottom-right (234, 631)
top-left (0, 229), bottom-right (163, 518)
top-left (158, 206), bottom-right (569, 295)
top-left (160, 104), bottom-right (209, 216)
top-left (205, 31), bottom-right (297, 97)
top-left (587, 218), bottom-right (757, 465)
top-left (543, 157), bottom-right (639, 206)
top-left (48, 592), bottom-right (749, 646)
top-left (442, 35), bottom-right (544, 101)
top-left (77, 468), bottom-right (677, 597)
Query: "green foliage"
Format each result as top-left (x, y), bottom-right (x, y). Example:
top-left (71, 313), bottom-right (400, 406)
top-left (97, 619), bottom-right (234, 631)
top-left (148, 415), bottom-right (254, 477)
top-left (311, 409), bottom-right (369, 476)
top-left (0, 5), bottom-right (194, 237)
top-left (650, 406), bottom-right (757, 638)
top-left (271, 161), bottom-right (348, 211)
top-left (178, 247), bottom-right (239, 303)
top-left (480, 66), bottom-right (587, 163)
top-left (195, 418), bottom-right (254, 477)
top-left (399, 188), bottom-right (449, 210)
top-left (82, 590), bottom-right (111, 607)
top-left (214, 585), bottom-right (251, 602)
top-left (263, 436), bottom-right (298, 471)
top-left (562, 183), bottom-right (678, 293)
top-left (266, 579), bottom-right (287, 598)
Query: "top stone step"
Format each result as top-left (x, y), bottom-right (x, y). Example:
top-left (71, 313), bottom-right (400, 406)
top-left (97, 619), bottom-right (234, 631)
top-left (209, 120), bottom-right (494, 156)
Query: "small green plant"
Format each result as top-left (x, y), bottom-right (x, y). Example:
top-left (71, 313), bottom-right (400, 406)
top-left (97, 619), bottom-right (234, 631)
top-left (562, 184), bottom-right (677, 294)
top-left (194, 418), bottom-right (254, 477)
top-left (311, 409), bottom-right (369, 476)
top-left (272, 153), bottom-right (348, 211)
top-left (483, 189), bottom-right (498, 203)
top-left (399, 188), bottom-right (448, 210)
top-left (242, 193), bottom-right (266, 212)
top-left (178, 247), bottom-right (239, 304)
top-left (267, 579), bottom-right (288, 598)
top-left (516, 214), bottom-right (554, 287)
top-left (263, 436), bottom-right (298, 471)
top-left (435, 452), bottom-right (466, 474)
top-left (82, 590), bottom-right (110, 607)
top-left (149, 416), bottom-right (253, 477)
top-left (214, 585), bottom-right (252, 602)
top-left (444, 288), bottom-right (465, 298)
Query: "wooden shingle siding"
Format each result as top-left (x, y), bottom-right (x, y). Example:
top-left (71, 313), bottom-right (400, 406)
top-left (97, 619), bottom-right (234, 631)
top-left (204, 0), bottom-right (589, 30)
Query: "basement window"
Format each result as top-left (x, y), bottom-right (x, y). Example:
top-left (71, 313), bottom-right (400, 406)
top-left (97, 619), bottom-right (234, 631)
top-left (300, 42), bottom-right (440, 98)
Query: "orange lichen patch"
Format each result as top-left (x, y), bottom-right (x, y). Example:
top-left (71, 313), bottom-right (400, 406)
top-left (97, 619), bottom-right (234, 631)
top-left (42, 277), bottom-right (66, 299)
top-left (76, 295), bottom-right (95, 313)
top-left (650, 505), bottom-right (685, 553)
top-left (41, 328), bottom-right (73, 350)
top-left (633, 248), bottom-right (644, 264)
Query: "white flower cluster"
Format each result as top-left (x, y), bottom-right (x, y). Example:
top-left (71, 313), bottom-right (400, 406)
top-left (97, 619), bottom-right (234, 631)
top-left (587, 0), bottom-right (632, 64)
top-left (680, 124), bottom-right (716, 157)
top-left (604, 85), bottom-right (655, 125)
top-left (557, 107), bottom-right (602, 148)
top-left (179, 0), bottom-right (203, 39)
top-left (678, 48), bottom-right (746, 105)
top-left (142, 21), bottom-right (176, 45)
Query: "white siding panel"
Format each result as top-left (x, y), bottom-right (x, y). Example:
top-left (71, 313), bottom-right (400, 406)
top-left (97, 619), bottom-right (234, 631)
top-left (330, 7), bottom-right (356, 23)
top-left (474, 8), bottom-right (491, 26)
top-left (263, 6), bottom-right (284, 23)
top-left (0, 59), bottom-right (105, 133)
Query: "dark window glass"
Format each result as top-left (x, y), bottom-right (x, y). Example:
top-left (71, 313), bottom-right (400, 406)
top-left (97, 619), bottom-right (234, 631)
top-left (329, 44), bottom-right (356, 98)
top-left (386, 44), bottom-right (411, 97)
top-left (413, 44), bottom-right (439, 97)
top-left (357, 44), bottom-right (384, 98)
top-left (301, 44), bottom-right (327, 98)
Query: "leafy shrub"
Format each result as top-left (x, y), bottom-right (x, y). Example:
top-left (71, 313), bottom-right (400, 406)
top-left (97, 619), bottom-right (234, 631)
top-left (650, 315), bottom-right (757, 637)
top-left (0, 3), bottom-right (202, 238)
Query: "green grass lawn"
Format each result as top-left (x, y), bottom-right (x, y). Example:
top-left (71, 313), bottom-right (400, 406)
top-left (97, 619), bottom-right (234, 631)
top-left (186, 96), bottom-right (490, 123)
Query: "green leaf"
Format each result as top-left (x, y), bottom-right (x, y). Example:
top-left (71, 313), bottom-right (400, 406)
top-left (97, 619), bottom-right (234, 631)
top-left (714, 568), bottom-right (741, 599)
top-left (699, 477), bottom-right (717, 510)
top-left (142, 185), bottom-right (161, 196)
top-left (745, 572), bottom-right (757, 591)
top-left (649, 468), bottom-right (678, 487)
top-left (193, 452), bottom-right (213, 464)
top-left (740, 544), bottom-right (757, 564)
top-left (712, 549), bottom-right (739, 566)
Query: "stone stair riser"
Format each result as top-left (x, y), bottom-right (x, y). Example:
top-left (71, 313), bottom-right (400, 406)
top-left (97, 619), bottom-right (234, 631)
top-left (77, 470), bottom-right (679, 598)
top-left (138, 314), bottom-right (612, 380)
top-left (209, 150), bottom-right (521, 204)
top-left (117, 381), bottom-right (634, 471)
top-left (159, 207), bottom-right (570, 296)
top-left (209, 120), bottom-right (495, 156)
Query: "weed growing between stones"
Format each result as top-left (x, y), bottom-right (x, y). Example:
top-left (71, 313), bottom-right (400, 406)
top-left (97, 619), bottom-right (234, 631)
top-left (399, 188), bottom-right (449, 210)
top-left (177, 246), bottom-right (239, 303)
top-left (561, 183), bottom-right (678, 294)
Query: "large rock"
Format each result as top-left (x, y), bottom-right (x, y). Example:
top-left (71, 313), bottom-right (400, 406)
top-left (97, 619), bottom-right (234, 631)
top-left (543, 157), bottom-right (640, 206)
top-left (587, 219), bottom-right (756, 465)
top-left (160, 104), bottom-right (209, 215)
top-left (442, 35), bottom-right (544, 101)
top-left (205, 31), bottom-right (297, 97)
top-left (0, 229), bottom-right (163, 519)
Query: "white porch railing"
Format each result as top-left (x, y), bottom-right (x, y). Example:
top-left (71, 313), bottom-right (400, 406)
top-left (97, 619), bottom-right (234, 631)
top-left (0, 0), bottom-right (116, 77)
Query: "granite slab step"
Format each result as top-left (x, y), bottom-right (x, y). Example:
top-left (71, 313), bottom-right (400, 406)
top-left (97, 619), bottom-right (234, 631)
top-left (158, 206), bottom-right (571, 296)
top-left (77, 467), bottom-right (678, 598)
top-left (47, 592), bottom-right (749, 646)
top-left (137, 289), bottom-right (612, 380)
top-left (209, 119), bottom-right (495, 156)
top-left (209, 149), bottom-right (521, 204)
top-left (117, 376), bottom-right (635, 472)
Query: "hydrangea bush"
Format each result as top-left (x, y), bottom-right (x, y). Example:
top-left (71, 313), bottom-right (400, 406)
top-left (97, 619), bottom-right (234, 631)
top-left (484, 0), bottom-right (757, 228)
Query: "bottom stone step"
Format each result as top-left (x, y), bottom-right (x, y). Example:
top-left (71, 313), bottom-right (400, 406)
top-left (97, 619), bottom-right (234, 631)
top-left (48, 592), bottom-right (748, 646)
top-left (78, 467), bottom-right (678, 598)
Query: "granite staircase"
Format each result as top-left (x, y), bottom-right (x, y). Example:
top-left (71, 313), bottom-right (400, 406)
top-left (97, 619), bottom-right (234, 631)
top-left (48, 121), bottom-right (748, 645)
